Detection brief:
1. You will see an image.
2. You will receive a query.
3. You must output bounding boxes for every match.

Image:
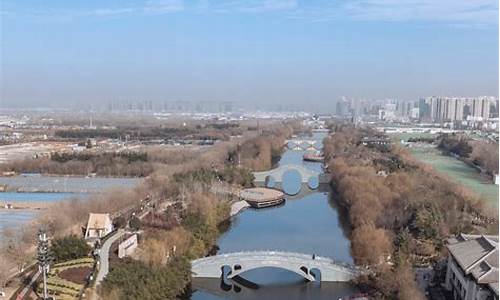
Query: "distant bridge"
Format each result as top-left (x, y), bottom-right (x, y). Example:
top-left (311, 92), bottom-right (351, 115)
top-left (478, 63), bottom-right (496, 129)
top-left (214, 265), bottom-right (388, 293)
top-left (285, 140), bottom-right (322, 151)
top-left (253, 164), bottom-right (329, 195)
top-left (191, 251), bottom-right (359, 282)
top-left (253, 164), bottom-right (321, 184)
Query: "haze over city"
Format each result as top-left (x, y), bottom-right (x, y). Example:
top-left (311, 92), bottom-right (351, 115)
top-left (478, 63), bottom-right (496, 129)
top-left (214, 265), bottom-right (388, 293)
top-left (1, 0), bottom-right (499, 111)
top-left (0, 2), bottom-right (499, 300)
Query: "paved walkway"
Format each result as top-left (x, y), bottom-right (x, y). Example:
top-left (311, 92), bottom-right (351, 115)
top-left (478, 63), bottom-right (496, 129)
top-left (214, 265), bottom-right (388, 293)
top-left (230, 200), bottom-right (250, 216)
top-left (15, 269), bottom-right (40, 300)
top-left (95, 229), bottom-right (125, 286)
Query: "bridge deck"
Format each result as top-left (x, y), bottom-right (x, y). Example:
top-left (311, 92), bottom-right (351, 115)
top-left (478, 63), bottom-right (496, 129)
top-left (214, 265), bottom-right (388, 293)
top-left (191, 251), bottom-right (359, 282)
top-left (253, 164), bottom-right (321, 183)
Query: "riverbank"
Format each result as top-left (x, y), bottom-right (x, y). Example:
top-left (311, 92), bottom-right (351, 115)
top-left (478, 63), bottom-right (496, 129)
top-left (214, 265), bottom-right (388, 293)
top-left (190, 131), bottom-right (357, 300)
top-left (323, 125), bottom-right (497, 299)
top-left (230, 200), bottom-right (250, 216)
top-left (0, 200), bottom-right (53, 210)
top-left (407, 145), bottom-right (498, 208)
top-left (0, 175), bottom-right (141, 193)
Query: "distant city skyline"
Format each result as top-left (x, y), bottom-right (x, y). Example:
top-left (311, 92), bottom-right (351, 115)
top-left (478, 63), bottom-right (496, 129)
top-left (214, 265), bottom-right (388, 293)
top-left (1, 0), bottom-right (498, 110)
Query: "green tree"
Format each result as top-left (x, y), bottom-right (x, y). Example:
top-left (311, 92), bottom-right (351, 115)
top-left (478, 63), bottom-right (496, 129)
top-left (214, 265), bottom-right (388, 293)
top-left (113, 216), bottom-right (127, 229)
top-left (129, 216), bottom-right (142, 231)
top-left (101, 257), bottom-right (191, 300)
top-left (51, 234), bottom-right (91, 263)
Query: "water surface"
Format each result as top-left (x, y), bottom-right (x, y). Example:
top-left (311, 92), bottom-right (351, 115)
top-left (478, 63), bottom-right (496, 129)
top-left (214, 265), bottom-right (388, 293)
top-left (191, 133), bottom-right (355, 299)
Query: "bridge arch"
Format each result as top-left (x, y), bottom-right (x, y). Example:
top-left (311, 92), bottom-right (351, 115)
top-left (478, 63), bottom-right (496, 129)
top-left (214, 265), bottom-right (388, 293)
top-left (285, 140), bottom-right (322, 151)
top-left (227, 263), bottom-right (316, 282)
top-left (191, 251), bottom-right (359, 283)
top-left (253, 164), bottom-right (320, 184)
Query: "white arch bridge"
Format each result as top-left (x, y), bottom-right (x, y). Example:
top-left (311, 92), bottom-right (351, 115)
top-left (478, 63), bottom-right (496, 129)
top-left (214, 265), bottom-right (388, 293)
top-left (253, 164), bottom-right (326, 184)
top-left (191, 251), bottom-right (359, 283)
top-left (285, 139), bottom-right (322, 151)
top-left (253, 164), bottom-right (329, 192)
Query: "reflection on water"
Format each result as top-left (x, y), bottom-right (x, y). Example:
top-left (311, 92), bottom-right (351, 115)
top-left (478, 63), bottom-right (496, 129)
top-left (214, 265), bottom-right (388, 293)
top-left (265, 176), bottom-right (276, 188)
top-left (191, 133), bottom-right (355, 299)
top-left (307, 176), bottom-right (319, 190)
top-left (192, 277), bottom-right (355, 300)
top-left (281, 169), bottom-right (302, 195)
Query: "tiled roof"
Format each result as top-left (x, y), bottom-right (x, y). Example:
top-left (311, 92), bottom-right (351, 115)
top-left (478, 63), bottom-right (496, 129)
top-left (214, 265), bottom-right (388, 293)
top-left (447, 234), bottom-right (498, 295)
top-left (86, 213), bottom-right (111, 229)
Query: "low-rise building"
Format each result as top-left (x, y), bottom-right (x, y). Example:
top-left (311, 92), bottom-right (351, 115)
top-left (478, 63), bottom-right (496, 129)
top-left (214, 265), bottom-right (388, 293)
top-left (84, 213), bottom-right (113, 240)
top-left (444, 234), bottom-right (498, 300)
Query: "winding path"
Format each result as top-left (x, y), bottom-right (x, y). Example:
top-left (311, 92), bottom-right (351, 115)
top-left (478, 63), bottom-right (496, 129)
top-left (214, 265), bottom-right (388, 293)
top-left (95, 229), bottom-right (126, 286)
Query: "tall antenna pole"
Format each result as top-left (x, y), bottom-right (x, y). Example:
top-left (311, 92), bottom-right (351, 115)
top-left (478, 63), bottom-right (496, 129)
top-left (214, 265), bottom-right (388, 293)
top-left (37, 228), bottom-right (51, 300)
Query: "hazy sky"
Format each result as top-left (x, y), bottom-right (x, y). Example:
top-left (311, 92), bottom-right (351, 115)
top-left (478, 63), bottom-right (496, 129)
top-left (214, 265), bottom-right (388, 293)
top-left (1, 0), bottom-right (498, 110)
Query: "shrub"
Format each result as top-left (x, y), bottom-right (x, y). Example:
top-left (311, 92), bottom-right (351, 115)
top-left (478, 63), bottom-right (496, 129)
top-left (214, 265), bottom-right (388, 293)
top-left (113, 216), bottom-right (127, 229)
top-left (101, 257), bottom-right (190, 300)
top-left (129, 216), bottom-right (142, 231)
top-left (51, 235), bottom-right (91, 263)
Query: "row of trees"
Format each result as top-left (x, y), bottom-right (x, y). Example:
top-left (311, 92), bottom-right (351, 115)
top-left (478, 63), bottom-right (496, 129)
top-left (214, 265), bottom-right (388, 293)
top-left (230, 125), bottom-right (294, 171)
top-left (324, 125), bottom-right (497, 300)
top-left (54, 122), bottom-right (246, 141)
top-left (98, 123), bottom-right (298, 298)
top-left (0, 120), bottom-right (296, 298)
top-left (1, 123), bottom-right (293, 178)
top-left (0, 155), bottom-right (154, 177)
top-left (438, 134), bottom-right (499, 177)
top-left (438, 135), bottom-right (473, 158)
top-left (51, 151), bottom-right (148, 163)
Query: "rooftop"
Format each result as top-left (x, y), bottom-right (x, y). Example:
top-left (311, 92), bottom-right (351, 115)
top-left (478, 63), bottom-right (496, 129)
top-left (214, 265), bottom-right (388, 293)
top-left (447, 234), bottom-right (498, 295)
top-left (86, 213), bottom-right (112, 229)
top-left (240, 187), bottom-right (284, 202)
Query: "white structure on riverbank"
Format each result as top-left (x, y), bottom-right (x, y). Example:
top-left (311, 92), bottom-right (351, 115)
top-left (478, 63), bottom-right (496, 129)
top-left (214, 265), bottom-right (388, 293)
top-left (85, 213), bottom-right (113, 240)
top-left (444, 234), bottom-right (498, 300)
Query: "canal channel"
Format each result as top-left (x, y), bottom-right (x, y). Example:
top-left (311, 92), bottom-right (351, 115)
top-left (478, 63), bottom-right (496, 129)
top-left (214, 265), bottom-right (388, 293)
top-left (190, 132), bottom-right (356, 300)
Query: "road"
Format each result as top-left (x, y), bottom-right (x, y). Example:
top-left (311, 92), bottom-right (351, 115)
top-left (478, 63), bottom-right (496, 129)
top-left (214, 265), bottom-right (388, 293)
top-left (94, 229), bottom-right (126, 286)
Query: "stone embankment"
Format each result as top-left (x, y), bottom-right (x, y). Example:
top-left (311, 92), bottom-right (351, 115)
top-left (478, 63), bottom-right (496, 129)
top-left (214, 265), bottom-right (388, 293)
top-left (230, 200), bottom-right (250, 216)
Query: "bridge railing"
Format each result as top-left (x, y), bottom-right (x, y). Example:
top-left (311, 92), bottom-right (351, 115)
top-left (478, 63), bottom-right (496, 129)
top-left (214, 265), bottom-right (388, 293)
top-left (192, 250), bottom-right (360, 272)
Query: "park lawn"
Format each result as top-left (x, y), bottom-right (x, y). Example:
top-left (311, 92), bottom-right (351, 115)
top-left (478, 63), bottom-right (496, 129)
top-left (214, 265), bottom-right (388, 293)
top-left (41, 257), bottom-right (95, 299)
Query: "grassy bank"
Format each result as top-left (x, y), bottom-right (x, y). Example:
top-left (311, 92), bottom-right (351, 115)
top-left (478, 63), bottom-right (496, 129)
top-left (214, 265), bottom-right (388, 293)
top-left (408, 146), bottom-right (498, 207)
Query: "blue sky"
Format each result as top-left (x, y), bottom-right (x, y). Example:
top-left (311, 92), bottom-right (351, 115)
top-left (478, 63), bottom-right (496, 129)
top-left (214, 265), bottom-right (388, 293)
top-left (1, 0), bottom-right (498, 110)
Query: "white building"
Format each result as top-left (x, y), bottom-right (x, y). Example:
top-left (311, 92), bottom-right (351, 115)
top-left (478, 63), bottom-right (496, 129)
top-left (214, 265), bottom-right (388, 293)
top-left (444, 234), bottom-right (498, 300)
top-left (84, 213), bottom-right (113, 240)
top-left (420, 96), bottom-right (496, 123)
top-left (378, 103), bottom-right (397, 121)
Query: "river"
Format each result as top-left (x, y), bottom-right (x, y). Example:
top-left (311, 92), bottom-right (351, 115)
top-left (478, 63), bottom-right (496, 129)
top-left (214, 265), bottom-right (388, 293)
top-left (190, 132), bottom-right (356, 300)
top-left (0, 176), bottom-right (140, 238)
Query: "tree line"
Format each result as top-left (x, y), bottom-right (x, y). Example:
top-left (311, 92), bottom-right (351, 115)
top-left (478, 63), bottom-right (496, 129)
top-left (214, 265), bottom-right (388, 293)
top-left (0, 121), bottom-right (297, 299)
top-left (438, 134), bottom-right (499, 177)
top-left (323, 124), bottom-right (497, 300)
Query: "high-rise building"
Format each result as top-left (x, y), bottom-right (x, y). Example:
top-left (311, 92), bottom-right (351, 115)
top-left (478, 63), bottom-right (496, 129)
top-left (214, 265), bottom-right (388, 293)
top-left (419, 96), bottom-right (496, 123)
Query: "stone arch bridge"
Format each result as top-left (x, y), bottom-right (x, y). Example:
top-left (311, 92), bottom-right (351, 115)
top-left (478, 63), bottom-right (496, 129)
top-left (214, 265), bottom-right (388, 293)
top-left (253, 164), bottom-right (329, 186)
top-left (191, 251), bottom-right (359, 283)
top-left (285, 140), bottom-right (322, 151)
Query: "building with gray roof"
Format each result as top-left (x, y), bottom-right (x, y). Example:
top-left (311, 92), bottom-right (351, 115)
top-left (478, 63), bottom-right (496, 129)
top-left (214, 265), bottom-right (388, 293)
top-left (444, 234), bottom-right (498, 300)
